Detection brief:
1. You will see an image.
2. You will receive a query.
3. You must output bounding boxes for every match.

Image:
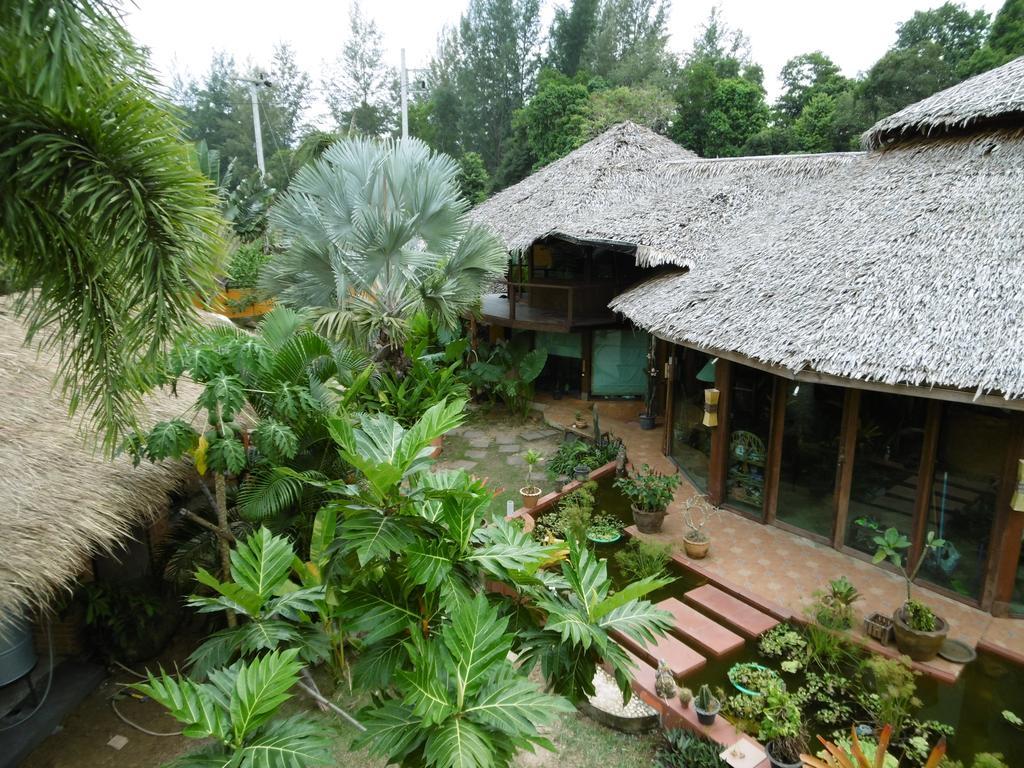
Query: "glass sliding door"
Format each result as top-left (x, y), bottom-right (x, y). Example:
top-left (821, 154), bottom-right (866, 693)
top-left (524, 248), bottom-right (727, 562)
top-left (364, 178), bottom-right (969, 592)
top-left (918, 404), bottom-right (1010, 600)
top-left (726, 365), bottom-right (774, 516)
top-left (844, 392), bottom-right (928, 556)
top-left (669, 347), bottom-right (712, 492)
top-left (776, 383), bottom-right (845, 539)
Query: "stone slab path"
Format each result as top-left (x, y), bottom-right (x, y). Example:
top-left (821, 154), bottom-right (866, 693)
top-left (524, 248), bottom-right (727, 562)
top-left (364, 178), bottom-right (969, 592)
top-left (610, 628), bottom-right (706, 680)
top-left (657, 597), bottom-right (745, 657)
top-left (683, 585), bottom-right (779, 638)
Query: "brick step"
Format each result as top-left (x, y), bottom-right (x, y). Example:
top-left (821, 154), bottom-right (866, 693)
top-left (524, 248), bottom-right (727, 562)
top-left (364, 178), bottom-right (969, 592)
top-left (683, 584), bottom-right (778, 638)
top-left (620, 649), bottom-right (767, 764)
top-left (656, 597), bottom-right (745, 657)
top-left (611, 628), bottom-right (706, 680)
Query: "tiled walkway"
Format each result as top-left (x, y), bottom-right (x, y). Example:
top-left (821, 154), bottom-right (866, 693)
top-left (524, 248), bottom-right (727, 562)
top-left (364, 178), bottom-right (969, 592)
top-left (533, 396), bottom-right (1024, 679)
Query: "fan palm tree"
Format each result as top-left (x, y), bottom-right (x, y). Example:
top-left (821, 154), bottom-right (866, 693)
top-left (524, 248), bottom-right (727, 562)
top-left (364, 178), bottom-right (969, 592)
top-left (0, 0), bottom-right (222, 453)
top-left (263, 136), bottom-right (507, 365)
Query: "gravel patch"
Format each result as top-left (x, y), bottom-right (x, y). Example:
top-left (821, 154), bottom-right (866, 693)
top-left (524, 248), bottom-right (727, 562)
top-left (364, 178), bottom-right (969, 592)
top-left (589, 668), bottom-right (657, 718)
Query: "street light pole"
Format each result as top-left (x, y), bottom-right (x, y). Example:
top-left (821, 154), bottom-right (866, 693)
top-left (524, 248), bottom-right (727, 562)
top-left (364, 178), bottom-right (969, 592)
top-left (400, 48), bottom-right (409, 140)
top-left (248, 81), bottom-right (266, 176)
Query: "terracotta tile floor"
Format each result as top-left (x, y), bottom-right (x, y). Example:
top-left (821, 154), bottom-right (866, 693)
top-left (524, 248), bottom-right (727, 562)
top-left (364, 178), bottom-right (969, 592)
top-left (533, 396), bottom-right (1024, 679)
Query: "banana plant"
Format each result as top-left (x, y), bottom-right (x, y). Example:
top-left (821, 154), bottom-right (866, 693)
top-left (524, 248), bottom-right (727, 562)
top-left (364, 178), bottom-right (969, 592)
top-left (186, 527), bottom-right (328, 680)
top-left (355, 593), bottom-right (573, 768)
top-left (517, 537), bottom-right (675, 704)
top-left (135, 649), bottom-right (333, 768)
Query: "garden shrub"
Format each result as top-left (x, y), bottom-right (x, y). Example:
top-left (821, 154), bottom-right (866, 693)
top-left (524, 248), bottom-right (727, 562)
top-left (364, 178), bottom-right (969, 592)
top-left (546, 435), bottom-right (621, 479)
top-left (225, 241), bottom-right (270, 289)
top-left (654, 729), bottom-right (727, 767)
top-left (614, 538), bottom-right (672, 581)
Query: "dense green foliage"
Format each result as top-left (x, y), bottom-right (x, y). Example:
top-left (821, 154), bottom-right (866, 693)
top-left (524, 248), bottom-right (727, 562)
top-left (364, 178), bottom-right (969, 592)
top-left (0, 0), bottom-right (222, 452)
top-left (654, 729), bottom-right (727, 768)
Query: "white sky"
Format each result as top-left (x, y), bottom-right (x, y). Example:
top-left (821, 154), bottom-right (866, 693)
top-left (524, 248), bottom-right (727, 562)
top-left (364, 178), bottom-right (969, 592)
top-left (125, 0), bottom-right (1004, 117)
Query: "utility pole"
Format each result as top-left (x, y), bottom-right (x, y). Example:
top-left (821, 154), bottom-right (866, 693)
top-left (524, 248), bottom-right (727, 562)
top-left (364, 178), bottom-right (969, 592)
top-left (400, 48), bottom-right (408, 140)
top-left (240, 73), bottom-right (273, 177)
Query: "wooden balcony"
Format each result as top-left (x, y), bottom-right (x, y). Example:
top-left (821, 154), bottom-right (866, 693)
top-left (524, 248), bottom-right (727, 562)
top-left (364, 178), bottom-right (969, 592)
top-left (480, 280), bottom-right (620, 332)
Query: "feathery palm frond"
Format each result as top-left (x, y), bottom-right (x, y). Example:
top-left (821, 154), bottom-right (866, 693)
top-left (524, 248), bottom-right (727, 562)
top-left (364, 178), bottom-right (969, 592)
top-left (0, 0), bottom-right (223, 452)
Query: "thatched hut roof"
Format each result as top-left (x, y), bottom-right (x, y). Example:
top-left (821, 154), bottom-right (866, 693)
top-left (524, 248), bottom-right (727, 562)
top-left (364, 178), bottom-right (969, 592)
top-left (0, 300), bottom-right (198, 623)
top-left (611, 126), bottom-right (1024, 400)
top-left (468, 122), bottom-right (695, 255)
top-left (864, 55), bottom-right (1024, 149)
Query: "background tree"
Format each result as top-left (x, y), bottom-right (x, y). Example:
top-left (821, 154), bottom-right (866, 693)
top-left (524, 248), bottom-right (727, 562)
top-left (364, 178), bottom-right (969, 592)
top-left (775, 51), bottom-right (849, 124)
top-left (457, 152), bottom-right (492, 204)
top-left (587, 83), bottom-right (675, 135)
top-left (518, 70), bottom-right (593, 169)
top-left (549, 0), bottom-right (600, 76)
top-left (895, 2), bottom-right (990, 75)
top-left (324, 2), bottom-right (396, 136)
top-left (583, 0), bottom-right (673, 86)
top-left (0, 0), bottom-right (221, 451)
top-left (456, 0), bottom-right (543, 173)
top-left (964, 0), bottom-right (1024, 73)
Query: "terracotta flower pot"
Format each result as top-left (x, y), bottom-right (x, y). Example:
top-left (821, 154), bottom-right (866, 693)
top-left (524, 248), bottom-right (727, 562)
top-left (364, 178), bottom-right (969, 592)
top-left (683, 536), bottom-right (710, 559)
top-left (520, 486), bottom-right (542, 509)
top-left (892, 605), bottom-right (949, 661)
top-left (632, 505), bottom-right (666, 534)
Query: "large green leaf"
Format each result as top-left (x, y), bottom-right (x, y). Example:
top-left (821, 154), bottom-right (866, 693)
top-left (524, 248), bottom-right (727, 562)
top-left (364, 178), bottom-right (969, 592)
top-left (132, 671), bottom-right (228, 742)
top-left (229, 649), bottom-right (303, 742)
top-left (422, 717), bottom-right (494, 768)
top-left (597, 601), bottom-right (674, 644)
top-left (230, 528), bottom-right (296, 600)
top-left (591, 574), bottom-right (673, 621)
top-left (442, 594), bottom-right (513, 699)
top-left (207, 435), bottom-right (249, 475)
top-left (344, 585), bottom-right (422, 645)
top-left (145, 420), bottom-right (199, 461)
top-left (356, 700), bottom-right (427, 764)
top-left (307, 508), bottom-right (336, 569)
top-left (339, 508), bottom-right (424, 566)
top-left (406, 540), bottom-right (455, 591)
top-left (464, 674), bottom-right (572, 735)
top-left (191, 568), bottom-right (263, 617)
top-left (240, 715), bottom-right (333, 768)
top-left (399, 638), bottom-right (455, 725)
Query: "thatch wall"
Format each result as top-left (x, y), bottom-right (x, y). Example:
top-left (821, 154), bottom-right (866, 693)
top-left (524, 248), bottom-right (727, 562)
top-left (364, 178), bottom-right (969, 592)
top-left (612, 127), bottom-right (1024, 399)
top-left (0, 300), bottom-right (199, 624)
top-left (864, 55), bottom-right (1024, 149)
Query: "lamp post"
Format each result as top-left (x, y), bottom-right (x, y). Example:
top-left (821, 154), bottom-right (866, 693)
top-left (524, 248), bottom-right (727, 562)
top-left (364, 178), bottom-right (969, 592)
top-left (239, 73), bottom-right (273, 177)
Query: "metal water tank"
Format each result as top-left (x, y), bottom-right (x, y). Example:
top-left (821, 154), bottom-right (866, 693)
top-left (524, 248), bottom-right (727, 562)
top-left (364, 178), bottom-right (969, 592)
top-left (0, 619), bottom-right (37, 687)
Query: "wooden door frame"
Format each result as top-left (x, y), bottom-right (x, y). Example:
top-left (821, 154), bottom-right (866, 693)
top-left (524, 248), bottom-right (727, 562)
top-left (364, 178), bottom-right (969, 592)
top-left (831, 388), bottom-right (861, 549)
top-left (707, 359), bottom-right (733, 506)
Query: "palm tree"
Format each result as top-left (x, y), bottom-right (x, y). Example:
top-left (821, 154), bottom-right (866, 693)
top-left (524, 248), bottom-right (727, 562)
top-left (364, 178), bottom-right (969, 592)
top-left (0, 0), bottom-right (222, 452)
top-left (263, 136), bottom-right (507, 365)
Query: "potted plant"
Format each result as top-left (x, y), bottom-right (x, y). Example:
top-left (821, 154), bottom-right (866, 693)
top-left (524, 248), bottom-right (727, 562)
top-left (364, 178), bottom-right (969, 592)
top-left (520, 449), bottom-right (543, 508)
top-left (693, 684), bottom-right (721, 726)
top-left (812, 576), bottom-right (861, 630)
top-left (868, 528), bottom-right (949, 661)
top-left (572, 409), bottom-right (587, 429)
top-left (682, 494), bottom-right (717, 559)
top-left (615, 464), bottom-right (681, 533)
top-left (756, 684), bottom-right (808, 768)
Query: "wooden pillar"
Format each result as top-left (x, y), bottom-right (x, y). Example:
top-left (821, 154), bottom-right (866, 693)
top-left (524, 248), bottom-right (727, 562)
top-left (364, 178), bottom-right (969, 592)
top-left (986, 412), bottom-right (1024, 612)
top-left (662, 345), bottom-right (676, 456)
top-left (831, 388), bottom-right (861, 550)
top-left (580, 329), bottom-right (593, 401)
top-left (762, 376), bottom-right (787, 525)
top-left (707, 359), bottom-right (733, 506)
top-left (909, 399), bottom-right (943, 569)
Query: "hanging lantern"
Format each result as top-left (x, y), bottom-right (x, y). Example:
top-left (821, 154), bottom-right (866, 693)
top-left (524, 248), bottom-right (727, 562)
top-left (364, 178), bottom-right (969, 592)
top-left (1011, 459), bottom-right (1024, 512)
top-left (702, 388), bottom-right (720, 428)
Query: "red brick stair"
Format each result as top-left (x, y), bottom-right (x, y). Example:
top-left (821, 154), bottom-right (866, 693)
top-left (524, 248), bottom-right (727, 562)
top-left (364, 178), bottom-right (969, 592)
top-left (657, 597), bottom-right (745, 657)
top-left (683, 584), bottom-right (778, 638)
top-left (610, 628), bottom-right (706, 680)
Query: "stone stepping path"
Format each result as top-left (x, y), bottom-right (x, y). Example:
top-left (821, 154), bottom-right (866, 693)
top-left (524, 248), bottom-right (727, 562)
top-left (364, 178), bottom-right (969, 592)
top-left (610, 628), bottom-right (706, 680)
top-left (683, 584), bottom-right (778, 638)
top-left (657, 598), bottom-right (744, 657)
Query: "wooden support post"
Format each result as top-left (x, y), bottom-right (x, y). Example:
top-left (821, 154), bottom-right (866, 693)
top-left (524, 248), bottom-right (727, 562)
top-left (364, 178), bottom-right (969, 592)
top-left (662, 346), bottom-right (676, 456)
top-left (762, 376), bottom-right (787, 525)
top-left (985, 412), bottom-right (1024, 612)
top-left (910, 400), bottom-right (942, 569)
top-left (509, 281), bottom-right (516, 321)
top-left (581, 329), bottom-right (593, 401)
top-left (566, 286), bottom-right (574, 328)
top-left (707, 359), bottom-right (733, 506)
top-left (831, 388), bottom-right (861, 550)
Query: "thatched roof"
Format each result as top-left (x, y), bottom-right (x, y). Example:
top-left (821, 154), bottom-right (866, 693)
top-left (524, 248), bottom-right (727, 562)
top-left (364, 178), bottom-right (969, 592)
top-left (0, 299), bottom-right (198, 624)
top-left (612, 126), bottom-right (1024, 400)
top-left (864, 55), bottom-right (1024, 149)
top-left (469, 122), bottom-right (695, 255)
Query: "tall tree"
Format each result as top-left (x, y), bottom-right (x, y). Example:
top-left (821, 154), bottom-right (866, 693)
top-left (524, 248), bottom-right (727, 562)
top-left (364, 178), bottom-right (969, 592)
top-left (964, 0), bottom-right (1024, 73)
top-left (456, 0), bottom-right (543, 172)
top-left (671, 9), bottom-right (768, 157)
top-left (0, 0), bottom-right (221, 451)
top-left (517, 70), bottom-right (593, 169)
top-left (265, 43), bottom-right (312, 146)
top-left (324, 1), bottom-right (396, 136)
top-left (549, 0), bottom-right (600, 76)
top-left (895, 2), bottom-right (990, 75)
top-left (775, 51), bottom-right (849, 123)
top-left (584, 0), bottom-right (672, 86)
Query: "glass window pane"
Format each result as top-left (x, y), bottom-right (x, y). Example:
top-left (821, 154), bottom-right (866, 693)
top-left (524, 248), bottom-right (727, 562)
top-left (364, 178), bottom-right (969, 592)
top-left (777, 383), bottom-right (844, 538)
top-left (669, 348), bottom-right (712, 491)
top-left (726, 366), bottom-right (774, 516)
top-left (918, 404), bottom-right (1010, 600)
top-left (845, 392), bottom-right (928, 555)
